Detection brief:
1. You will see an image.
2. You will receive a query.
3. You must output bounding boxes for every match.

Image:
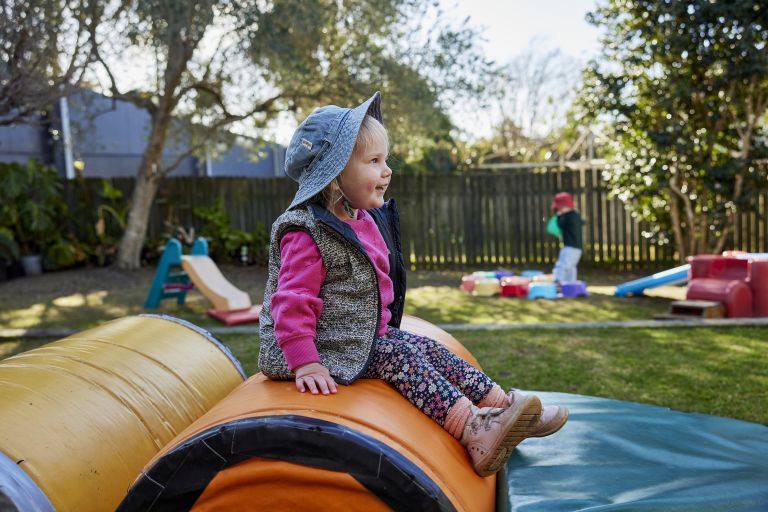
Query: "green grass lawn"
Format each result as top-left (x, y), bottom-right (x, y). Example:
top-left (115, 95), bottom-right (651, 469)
top-left (0, 266), bottom-right (674, 329)
top-left (1, 265), bottom-right (765, 424)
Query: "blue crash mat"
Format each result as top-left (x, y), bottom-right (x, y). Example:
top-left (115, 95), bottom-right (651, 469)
top-left (507, 392), bottom-right (768, 511)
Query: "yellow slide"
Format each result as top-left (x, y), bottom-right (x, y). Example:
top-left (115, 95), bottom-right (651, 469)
top-left (181, 255), bottom-right (251, 311)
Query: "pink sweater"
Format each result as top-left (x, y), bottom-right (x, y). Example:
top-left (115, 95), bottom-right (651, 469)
top-left (271, 210), bottom-right (395, 371)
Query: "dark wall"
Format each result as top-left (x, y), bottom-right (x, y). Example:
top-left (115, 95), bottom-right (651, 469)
top-left (0, 89), bottom-right (285, 179)
top-left (0, 121), bottom-right (49, 165)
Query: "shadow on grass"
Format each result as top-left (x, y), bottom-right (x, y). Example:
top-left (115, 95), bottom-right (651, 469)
top-left (406, 285), bottom-right (671, 325)
top-left (456, 325), bottom-right (768, 424)
top-left (0, 265), bottom-right (267, 331)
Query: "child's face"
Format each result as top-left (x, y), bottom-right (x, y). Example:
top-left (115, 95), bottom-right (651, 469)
top-left (338, 137), bottom-right (391, 211)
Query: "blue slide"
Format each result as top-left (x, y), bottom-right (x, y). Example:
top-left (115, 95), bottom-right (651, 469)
top-left (614, 264), bottom-right (690, 297)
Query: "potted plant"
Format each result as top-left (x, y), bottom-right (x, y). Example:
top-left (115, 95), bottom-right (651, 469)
top-left (0, 160), bottom-right (67, 275)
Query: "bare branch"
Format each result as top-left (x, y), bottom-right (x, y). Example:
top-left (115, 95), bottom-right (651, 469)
top-left (158, 92), bottom-right (285, 177)
top-left (87, 21), bottom-right (158, 115)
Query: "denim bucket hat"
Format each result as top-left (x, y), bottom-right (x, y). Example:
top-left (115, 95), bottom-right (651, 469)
top-left (285, 92), bottom-right (383, 209)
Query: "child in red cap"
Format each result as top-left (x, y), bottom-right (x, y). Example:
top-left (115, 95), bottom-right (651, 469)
top-left (551, 192), bottom-right (583, 283)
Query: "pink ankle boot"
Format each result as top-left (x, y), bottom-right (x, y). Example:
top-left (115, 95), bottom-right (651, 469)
top-left (460, 395), bottom-right (541, 476)
top-left (507, 390), bottom-right (569, 437)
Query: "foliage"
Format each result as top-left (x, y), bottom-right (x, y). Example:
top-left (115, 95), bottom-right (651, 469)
top-left (394, 137), bottom-right (469, 175)
top-left (43, 237), bottom-right (86, 269)
top-left (0, 0), bottom-right (93, 125)
top-left (79, 0), bottom-right (493, 268)
top-left (0, 161), bottom-right (81, 268)
top-left (66, 179), bottom-right (129, 267)
top-left (193, 198), bottom-right (268, 265)
top-left (477, 46), bottom-right (583, 165)
top-left (575, 0), bottom-right (768, 259)
top-left (0, 227), bottom-right (20, 264)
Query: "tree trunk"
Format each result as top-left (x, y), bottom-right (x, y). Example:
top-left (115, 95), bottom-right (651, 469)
top-left (713, 174), bottom-right (744, 255)
top-left (108, 15), bottom-right (200, 270)
top-left (668, 178), bottom-right (687, 262)
top-left (115, 105), bottom-right (176, 269)
top-left (116, 169), bottom-right (161, 269)
top-left (114, 55), bottom-right (185, 269)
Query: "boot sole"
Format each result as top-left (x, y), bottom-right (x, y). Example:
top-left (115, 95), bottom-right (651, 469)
top-left (476, 395), bottom-right (542, 477)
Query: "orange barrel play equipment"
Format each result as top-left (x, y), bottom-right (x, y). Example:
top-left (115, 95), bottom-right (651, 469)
top-left (0, 315), bottom-right (246, 512)
top-left (119, 315), bottom-right (506, 512)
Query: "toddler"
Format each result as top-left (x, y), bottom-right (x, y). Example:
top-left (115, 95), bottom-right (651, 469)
top-left (259, 92), bottom-right (568, 476)
top-left (551, 192), bottom-right (583, 283)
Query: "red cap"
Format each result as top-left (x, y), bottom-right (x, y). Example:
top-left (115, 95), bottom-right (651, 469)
top-left (552, 192), bottom-right (575, 210)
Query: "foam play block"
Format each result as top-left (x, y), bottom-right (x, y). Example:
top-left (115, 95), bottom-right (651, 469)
top-left (528, 282), bottom-right (558, 300)
top-left (473, 278), bottom-right (501, 296)
top-left (460, 275), bottom-right (477, 293)
top-left (501, 276), bottom-right (532, 286)
top-left (561, 281), bottom-right (588, 298)
top-left (502, 283), bottom-right (529, 297)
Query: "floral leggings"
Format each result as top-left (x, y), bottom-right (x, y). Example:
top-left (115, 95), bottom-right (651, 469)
top-left (362, 326), bottom-right (496, 426)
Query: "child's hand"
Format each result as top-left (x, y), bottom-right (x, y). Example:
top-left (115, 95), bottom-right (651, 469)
top-left (294, 362), bottom-right (338, 395)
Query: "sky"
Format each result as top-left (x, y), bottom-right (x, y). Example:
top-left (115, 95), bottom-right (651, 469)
top-left (266, 0), bottom-right (602, 144)
top-left (442, 0), bottom-right (602, 140)
top-left (444, 0), bottom-right (601, 64)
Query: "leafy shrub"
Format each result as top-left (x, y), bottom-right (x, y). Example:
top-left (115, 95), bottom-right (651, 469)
top-left (0, 160), bottom-right (84, 269)
top-left (67, 178), bottom-right (128, 267)
top-left (0, 227), bottom-right (20, 264)
top-left (193, 198), bottom-right (268, 265)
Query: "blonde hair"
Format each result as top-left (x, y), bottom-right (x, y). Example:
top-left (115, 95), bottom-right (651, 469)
top-left (319, 115), bottom-right (388, 209)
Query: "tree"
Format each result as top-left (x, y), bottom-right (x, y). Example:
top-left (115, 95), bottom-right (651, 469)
top-left (83, 0), bottom-right (491, 269)
top-left (575, 0), bottom-right (768, 259)
top-left (467, 44), bottom-right (582, 165)
top-left (0, 0), bottom-right (93, 125)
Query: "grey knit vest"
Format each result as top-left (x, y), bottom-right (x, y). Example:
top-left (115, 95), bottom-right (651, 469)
top-left (258, 206), bottom-right (381, 384)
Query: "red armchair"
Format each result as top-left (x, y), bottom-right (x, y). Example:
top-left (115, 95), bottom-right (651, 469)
top-left (686, 255), bottom-right (768, 318)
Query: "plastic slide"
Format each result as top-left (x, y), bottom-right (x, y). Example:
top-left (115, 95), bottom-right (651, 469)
top-left (181, 255), bottom-right (252, 311)
top-left (614, 264), bottom-right (690, 297)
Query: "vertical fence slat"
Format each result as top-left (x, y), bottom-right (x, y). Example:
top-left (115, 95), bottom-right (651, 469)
top-left (72, 169), bottom-right (761, 271)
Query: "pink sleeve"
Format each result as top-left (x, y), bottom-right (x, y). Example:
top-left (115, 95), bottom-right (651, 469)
top-left (271, 230), bottom-right (327, 371)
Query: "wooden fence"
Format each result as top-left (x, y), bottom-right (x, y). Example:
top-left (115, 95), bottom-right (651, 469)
top-left (90, 168), bottom-right (768, 271)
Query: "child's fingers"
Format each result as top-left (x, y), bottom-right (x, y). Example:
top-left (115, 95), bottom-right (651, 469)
top-left (305, 378), bottom-right (319, 394)
top-left (295, 369), bottom-right (337, 395)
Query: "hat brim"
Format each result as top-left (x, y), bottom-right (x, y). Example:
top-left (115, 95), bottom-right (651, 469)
top-left (287, 92), bottom-right (382, 210)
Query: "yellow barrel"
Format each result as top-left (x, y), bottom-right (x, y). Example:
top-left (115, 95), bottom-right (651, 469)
top-left (119, 315), bottom-right (502, 512)
top-left (0, 315), bottom-right (246, 512)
